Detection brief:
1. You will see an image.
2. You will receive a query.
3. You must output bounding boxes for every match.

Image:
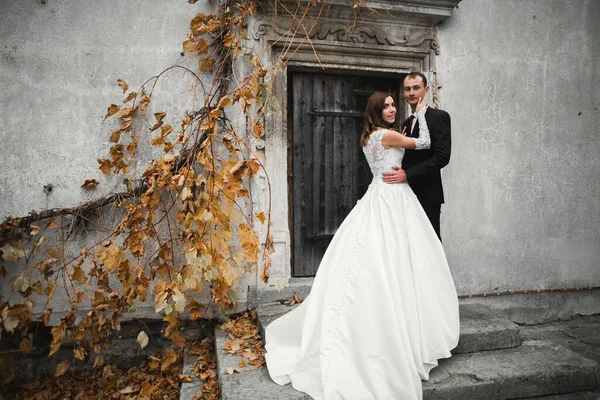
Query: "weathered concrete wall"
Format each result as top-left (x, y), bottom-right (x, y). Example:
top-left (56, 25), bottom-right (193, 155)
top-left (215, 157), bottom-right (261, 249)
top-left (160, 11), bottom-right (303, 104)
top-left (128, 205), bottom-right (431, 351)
top-left (0, 1), bottom-right (258, 317)
top-left (436, 0), bottom-right (600, 310)
top-left (0, 1), bottom-right (197, 218)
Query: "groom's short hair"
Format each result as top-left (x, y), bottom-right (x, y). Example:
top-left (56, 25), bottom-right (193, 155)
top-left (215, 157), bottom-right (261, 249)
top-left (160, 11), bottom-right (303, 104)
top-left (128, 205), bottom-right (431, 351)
top-left (405, 72), bottom-right (428, 87)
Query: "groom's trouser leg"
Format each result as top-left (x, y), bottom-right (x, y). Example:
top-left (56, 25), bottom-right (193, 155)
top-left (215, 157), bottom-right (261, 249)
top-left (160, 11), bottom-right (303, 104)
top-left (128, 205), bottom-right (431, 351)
top-left (421, 203), bottom-right (441, 241)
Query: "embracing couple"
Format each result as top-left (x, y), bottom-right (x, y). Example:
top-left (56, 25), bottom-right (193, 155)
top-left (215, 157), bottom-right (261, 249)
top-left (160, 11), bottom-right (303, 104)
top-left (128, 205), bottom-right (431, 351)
top-left (265, 72), bottom-right (459, 400)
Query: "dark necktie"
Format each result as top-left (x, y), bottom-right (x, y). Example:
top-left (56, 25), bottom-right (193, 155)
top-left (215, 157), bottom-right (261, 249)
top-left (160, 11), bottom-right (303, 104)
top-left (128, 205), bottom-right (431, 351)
top-left (406, 115), bottom-right (415, 137)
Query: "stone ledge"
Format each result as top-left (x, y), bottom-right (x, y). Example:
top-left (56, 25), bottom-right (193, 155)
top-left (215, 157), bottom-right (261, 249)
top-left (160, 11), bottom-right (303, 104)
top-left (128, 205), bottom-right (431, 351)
top-left (215, 326), bottom-right (310, 400)
top-left (456, 303), bottom-right (522, 353)
top-left (256, 279), bottom-right (313, 306)
top-left (516, 391), bottom-right (600, 400)
top-left (179, 354), bottom-right (204, 400)
top-left (256, 303), bottom-right (522, 354)
top-left (423, 340), bottom-right (599, 400)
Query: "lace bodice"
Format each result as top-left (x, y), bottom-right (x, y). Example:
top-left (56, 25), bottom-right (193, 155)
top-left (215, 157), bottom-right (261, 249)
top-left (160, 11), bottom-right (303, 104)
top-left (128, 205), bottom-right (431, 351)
top-left (362, 109), bottom-right (431, 183)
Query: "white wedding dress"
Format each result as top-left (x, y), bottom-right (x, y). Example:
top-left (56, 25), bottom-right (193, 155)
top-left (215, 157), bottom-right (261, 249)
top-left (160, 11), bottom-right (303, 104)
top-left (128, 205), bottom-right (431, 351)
top-left (265, 109), bottom-right (460, 400)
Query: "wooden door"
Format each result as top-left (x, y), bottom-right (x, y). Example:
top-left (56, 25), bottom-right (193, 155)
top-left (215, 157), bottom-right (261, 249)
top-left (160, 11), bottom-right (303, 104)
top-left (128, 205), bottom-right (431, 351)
top-left (290, 72), bottom-right (402, 277)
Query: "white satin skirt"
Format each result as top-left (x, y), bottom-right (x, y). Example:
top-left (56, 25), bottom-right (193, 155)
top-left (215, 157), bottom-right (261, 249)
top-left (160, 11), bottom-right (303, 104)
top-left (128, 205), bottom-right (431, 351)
top-left (265, 181), bottom-right (459, 400)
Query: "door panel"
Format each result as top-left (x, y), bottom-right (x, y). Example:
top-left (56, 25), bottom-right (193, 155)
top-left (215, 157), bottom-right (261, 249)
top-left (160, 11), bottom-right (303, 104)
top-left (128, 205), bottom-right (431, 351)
top-left (291, 72), bottom-right (402, 277)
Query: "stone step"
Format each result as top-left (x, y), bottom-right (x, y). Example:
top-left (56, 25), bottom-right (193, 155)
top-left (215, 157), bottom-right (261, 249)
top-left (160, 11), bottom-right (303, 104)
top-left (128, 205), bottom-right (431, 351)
top-left (516, 392), bottom-right (600, 400)
top-left (215, 327), bottom-right (310, 400)
top-left (255, 302), bottom-right (522, 354)
top-left (216, 334), bottom-right (599, 399)
top-left (423, 340), bottom-right (598, 399)
top-left (455, 303), bottom-right (522, 353)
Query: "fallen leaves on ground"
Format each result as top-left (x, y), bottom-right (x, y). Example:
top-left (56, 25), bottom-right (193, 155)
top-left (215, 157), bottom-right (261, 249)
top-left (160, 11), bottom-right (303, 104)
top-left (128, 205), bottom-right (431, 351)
top-left (189, 337), bottom-right (220, 400)
top-left (220, 311), bottom-right (265, 369)
top-left (1, 349), bottom-right (184, 400)
top-left (284, 291), bottom-right (304, 306)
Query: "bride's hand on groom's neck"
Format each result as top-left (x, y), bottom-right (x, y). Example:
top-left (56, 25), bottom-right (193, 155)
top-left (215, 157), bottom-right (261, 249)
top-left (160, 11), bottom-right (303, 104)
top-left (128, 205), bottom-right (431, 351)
top-left (415, 97), bottom-right (428, 114)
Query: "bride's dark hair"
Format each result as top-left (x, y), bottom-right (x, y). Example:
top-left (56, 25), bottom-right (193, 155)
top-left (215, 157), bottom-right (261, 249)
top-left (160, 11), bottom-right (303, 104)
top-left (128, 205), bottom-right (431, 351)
top-left (360, 91), bottom-right (396, 147)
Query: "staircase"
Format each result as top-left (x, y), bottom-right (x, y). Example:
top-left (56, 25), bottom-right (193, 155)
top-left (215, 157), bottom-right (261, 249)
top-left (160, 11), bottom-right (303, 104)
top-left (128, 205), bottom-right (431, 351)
top-left (214, 303), bottom-right (600, 399)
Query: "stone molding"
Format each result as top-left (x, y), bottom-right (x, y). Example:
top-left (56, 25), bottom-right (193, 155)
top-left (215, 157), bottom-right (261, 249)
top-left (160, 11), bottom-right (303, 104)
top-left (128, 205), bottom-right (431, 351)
top-left (253, 20), bottom-right (440, 54)
top-left (251, 1), bottom-right (461, 286)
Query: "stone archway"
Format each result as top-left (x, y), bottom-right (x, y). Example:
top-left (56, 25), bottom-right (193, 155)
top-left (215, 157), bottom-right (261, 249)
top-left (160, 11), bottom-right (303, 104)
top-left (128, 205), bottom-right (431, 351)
top-left (250, 0), bottom-right (462, 287)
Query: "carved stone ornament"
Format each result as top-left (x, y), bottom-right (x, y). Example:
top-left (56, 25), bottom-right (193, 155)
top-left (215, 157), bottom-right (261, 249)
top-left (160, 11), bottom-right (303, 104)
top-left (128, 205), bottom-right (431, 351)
top-left (253, 20), bottom-right (440, 54)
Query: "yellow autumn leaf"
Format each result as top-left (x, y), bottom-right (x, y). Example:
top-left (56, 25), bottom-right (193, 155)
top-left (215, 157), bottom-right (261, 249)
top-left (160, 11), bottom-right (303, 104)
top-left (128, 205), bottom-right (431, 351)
top-left (93, 355), bottom-right (104, 368)
top-left (139, 94), bottom-right (151, 113)
top-left (275, 279), bottom-right (289, 292)
top-left (181, 186), bottom-right (192, 201)
top-left (218, 95), bottom-right (231, 108)
top-left (181, 114), bottom-right (192, 132)
top-left (109, 129), bottom-right (122, 143)
top-left (11, 275), bottom-right (30, 293)
top-left (122, 91), bottom-right (137, 104)
top-left (179, 373), bottom-right (194, 382)
top-left (223, 32), bottom-right (235, 48)
top-left (161, 348), bottom-right (178, 372)
top-left (154, 111), bottom-right (167, 123)
top-left (54, 360), bottom-right (70, 377)
top-left (0, 243), bottom-right (25, 261)
top-left (252, 122), bottom-right (263, 139)
top-left (255, 212), bottom-right (266, 224)
top-left (150, 135), bottom-right (165, 147)
top-left (35, 258), bottom-right (57, 277)
top-left (150, 121), bottom-right (163, 132)
top-left (73, 346), bottom-right (86, 360)
top-left (198, 57), bottom-right (214, 72)
top-left (119, 386), bottom-right (136, 394)
top-left (160, 124), bottom-right (173, 137)
top-left (137, 331), bottom-right (149, 349)
top-left (196, 38), bottom-right (209, 54)
top-left (30, 225), bottom-right (40, 236)
top-left (72, 290), bottom-right (84, 304)
top-left (261, 257), bottom-right (271, 284)
top-left (229, 161), bottom-right (246, 176)
top-left (117, 78), bottom-right (128, 94)
top-left (182, 39), bottom-right (194, 54)
top-left (188, 299), bottom-right (203, 320)
top-left (70, 266), bottom-right (87, 285)
top-left (247, 158), bottom-right (260, 176)
top-left (80, 179), bottom-right (99, 190)
top-left (172, 289), bottom-right (186, 313)
top-left (104, 104), bottom-right (120, 120)
top-left (19, 337), bottom-right (33, 354)
top-left (190, 13), bottom-right (208, 35)
top-left (97, 159), bottom-right (112, 175)
top-left (49, 322), bottom-right (66, 357)
top-left (207, 19), bottom-right (221, 32)
top-left (117, 106), bottom-right (137, 119)
top-left (184, 277), bottom-right (198, 290)
top-left (121, 116), bottom-right (133, 130)
top-left (3, 315), bottom-right (19, 333)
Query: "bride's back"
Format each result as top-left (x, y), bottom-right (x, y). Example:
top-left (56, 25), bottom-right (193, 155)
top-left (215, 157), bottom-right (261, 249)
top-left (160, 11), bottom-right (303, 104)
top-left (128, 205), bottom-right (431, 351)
top-left (362, 129), bottom-right (405, 183)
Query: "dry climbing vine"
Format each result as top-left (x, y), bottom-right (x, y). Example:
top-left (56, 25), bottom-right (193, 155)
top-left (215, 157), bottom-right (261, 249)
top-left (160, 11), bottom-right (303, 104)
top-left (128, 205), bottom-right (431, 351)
top-left (0, 0), bottom-right (353, 383)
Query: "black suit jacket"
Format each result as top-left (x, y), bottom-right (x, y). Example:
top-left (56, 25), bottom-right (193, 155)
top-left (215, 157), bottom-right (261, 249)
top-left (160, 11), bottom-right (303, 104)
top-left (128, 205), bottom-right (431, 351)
top-left (401, 107), bottom-right (451, 205)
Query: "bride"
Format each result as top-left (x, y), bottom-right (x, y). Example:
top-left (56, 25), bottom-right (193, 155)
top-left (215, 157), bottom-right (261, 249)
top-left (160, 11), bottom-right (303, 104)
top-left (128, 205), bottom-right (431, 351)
top-left (264, 92), bottom-right (460, 400)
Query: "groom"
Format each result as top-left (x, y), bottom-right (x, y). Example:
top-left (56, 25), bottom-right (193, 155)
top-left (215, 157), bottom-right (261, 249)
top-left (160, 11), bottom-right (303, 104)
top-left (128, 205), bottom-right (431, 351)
top-left (382, 72), bottom-right (451, 240)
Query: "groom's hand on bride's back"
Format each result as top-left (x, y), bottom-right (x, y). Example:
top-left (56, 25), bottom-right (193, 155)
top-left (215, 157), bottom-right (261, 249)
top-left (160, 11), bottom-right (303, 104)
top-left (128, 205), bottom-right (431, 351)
top-left (382, 166), bottom-right (407, 184)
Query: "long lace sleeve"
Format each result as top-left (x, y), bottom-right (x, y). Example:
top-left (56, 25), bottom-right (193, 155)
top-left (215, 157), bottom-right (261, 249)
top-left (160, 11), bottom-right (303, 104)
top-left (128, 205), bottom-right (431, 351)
top-left (412, 108), bottom-right (431, 150)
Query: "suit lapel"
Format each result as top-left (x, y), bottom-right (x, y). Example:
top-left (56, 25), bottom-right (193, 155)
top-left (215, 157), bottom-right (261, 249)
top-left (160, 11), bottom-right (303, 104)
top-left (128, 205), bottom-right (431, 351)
top-left (412, 119), bottom-right (420, 138)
